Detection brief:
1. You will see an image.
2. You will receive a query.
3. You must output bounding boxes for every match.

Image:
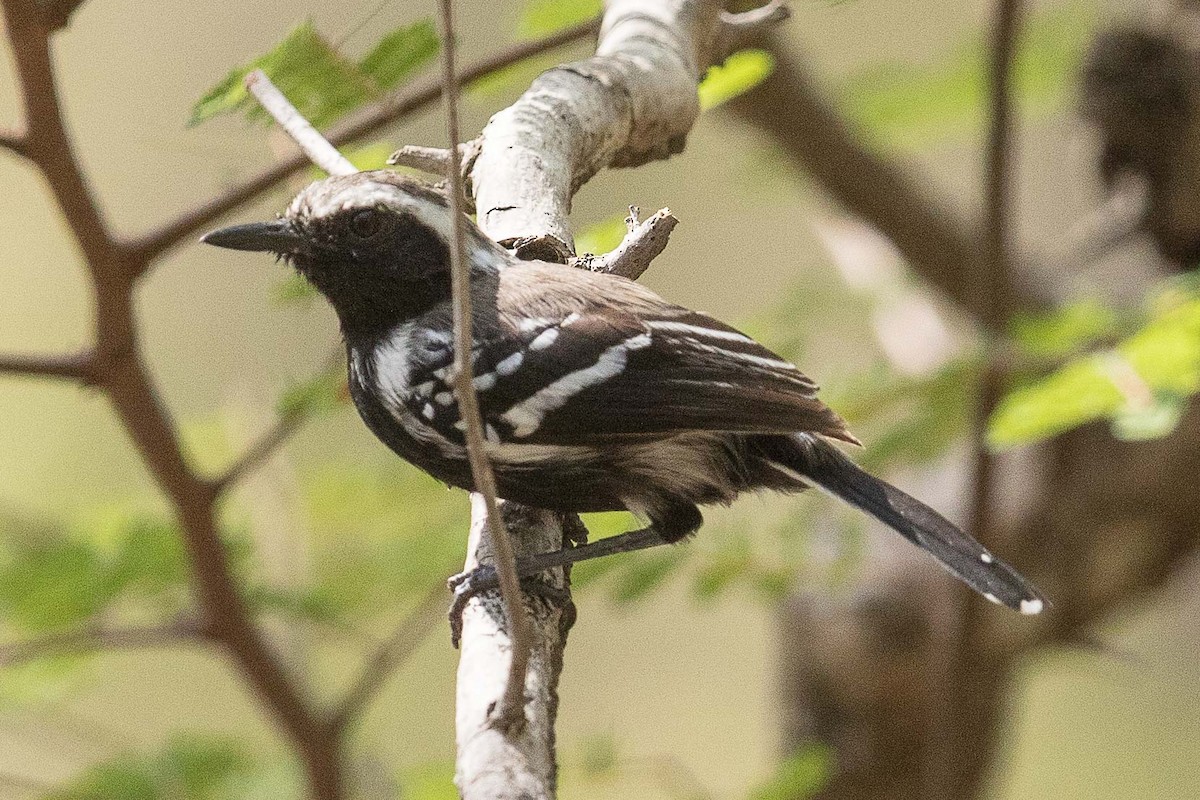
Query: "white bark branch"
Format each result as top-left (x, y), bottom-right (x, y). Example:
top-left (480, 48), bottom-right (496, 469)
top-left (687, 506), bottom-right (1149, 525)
top-left (245, 70), bottom-right (356, 177)
top-left (468, 0), bottom-right (759, 261)
top-left (572, 206), bottom-right (679, 280)
top-left (453, 2), bottom-right (789, 798)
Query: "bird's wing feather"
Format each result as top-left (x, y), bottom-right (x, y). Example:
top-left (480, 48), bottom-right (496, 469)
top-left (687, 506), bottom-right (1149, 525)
top-left (399, 265), bottom-right (856, 446)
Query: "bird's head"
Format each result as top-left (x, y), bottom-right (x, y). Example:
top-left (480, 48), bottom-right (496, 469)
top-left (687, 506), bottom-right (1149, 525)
top-left (203, 171), bottom-right (504, 342)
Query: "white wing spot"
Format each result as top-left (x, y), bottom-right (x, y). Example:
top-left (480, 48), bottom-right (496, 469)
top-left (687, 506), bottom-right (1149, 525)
top-left (501, 333), bottom-right (652, 437)
top-left (495, 351), bottom-right (524, 376)
top-left (485, 424), bottom-right (500, 443)
top-left (983, 592), bottom-right (1002, 606)
top-left (1020, 598), bottom-right (1044, 615)
top-left (422, 403), bottom-right (435, 420)
top-left (435, 391), bottom-right (454, 405)
top-left (529, 327), bottom-right (560, 351)
top-left (473, 372), bottom-right (497, 391)
top-left (980, 552), bottom-right (994, 564)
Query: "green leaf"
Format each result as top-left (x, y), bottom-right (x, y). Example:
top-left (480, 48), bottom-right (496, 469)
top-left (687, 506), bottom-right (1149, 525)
top-left (574, 215), bottom-right (628, 256)
top-left (748, 744), bottom-right (833, 800)
top-left (190, 22), bottom-right (374, 128)
top-left (41, 735), bottom-right (255, 800)
top-left (518, 0), bottom-right (601, 37)
top-left (990, 293), bottom-right (1200, 447)
top-left (1009, 299), bottom-right (1121, 360)
top-left (358, 20), bottom-right (439, 90)
top-left (0, 541), bottom-right (113, 630)
top-left (276, 367), bottom-right (348, 420)
top-left (691, 548), bottom-right (751, 602)
top-left (1111, 392), bottom-right (1186, 442)
top-left (699, 49), bottom-right (775, 111)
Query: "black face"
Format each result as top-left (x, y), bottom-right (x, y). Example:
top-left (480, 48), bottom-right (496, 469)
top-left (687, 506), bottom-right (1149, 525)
top-left (203, 174), bottom-right (460, 345)
top-left (288, 203), bottom-right (452, 339)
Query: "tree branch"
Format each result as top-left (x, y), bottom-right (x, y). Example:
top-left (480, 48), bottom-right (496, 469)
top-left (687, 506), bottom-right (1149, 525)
top-left (0, 129), bottom-right (26, 155)
top-left (328, 583), bottom-right (447, 734)
top-left (436, 0), bottom-right (534, 735)
top-left (0, 620), bottom-right (204, 667)
top-left (127, 18), bottom-right (601, 265)
top-left (572, 206), bottom-right (678, 280)
top-left (0, 349), bottom-right (96, 382)
top-left (246, 71), bottom-right (357, 177)
top-left (38, 0), bottom-right (87, 31)
top-left (1, 1), bottom-right (343, 794)
top-left (452, 3), bottom-right (788, 798)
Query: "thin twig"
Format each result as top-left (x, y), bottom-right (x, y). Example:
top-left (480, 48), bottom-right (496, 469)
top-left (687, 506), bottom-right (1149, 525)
top-left (212, 347), bottom-right (345, 493)
top-left (212, 412), bottom-right (306, 495)
top-left (573, 206), bottom-right (679, 280)
top-left (328, 583), bottom-right (447, 733)
top-left (0, 349), bottom-right (95, 382)
top-left (128, 17), bottom-right (601, 264)
top-left (0, 620), bottom-right (205, 667)
top-left (245, 71), bottom-right (356, 177)
top-left (437, 0), bottom-right (533, 734)
top-left (0, 129), bottom-right (26, 155)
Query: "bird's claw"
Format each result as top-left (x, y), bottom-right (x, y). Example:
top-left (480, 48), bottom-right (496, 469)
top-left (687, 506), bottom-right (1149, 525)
top-left (447, 565), bottom-right (574, 648)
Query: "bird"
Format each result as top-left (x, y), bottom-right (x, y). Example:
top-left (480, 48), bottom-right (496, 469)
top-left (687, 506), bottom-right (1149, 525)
top-left (202, 170), bottom-right (1045, 618)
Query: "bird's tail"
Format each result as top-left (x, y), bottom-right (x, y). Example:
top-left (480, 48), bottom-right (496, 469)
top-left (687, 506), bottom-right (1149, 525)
top-left (761, 433), bottom-right (1045, 615)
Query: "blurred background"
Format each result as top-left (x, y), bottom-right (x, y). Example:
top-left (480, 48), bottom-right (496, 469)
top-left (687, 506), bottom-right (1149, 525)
top-left (1, 0), bottom-right (1198, 797)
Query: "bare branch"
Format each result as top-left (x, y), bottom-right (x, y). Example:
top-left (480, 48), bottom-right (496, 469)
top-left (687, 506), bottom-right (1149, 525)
top-left (467, 1), bottom-right (790, 260)
top-left (329, 584), bottom-right (447, 734)
top-left (0, 129), bottom-right (27, 156)
top-left (0, 620), bottom-right (205, 667)
top-left (2, 1), bottom-right (345, 792)
top-left (0, 349), bottom-right (96, 382)
top-left (128, 18), bottom-right (601, 265)
top-left (387, 141), bottom-right (479, 176)
top-left (39, 0), bottom-right (88, 31)
top-left (436, 0), bottom-right (533, 734)
top-left (572, 206), bottom-right (679, 280)
top-left (211, 412), bottom-right (305, 496)
top-left (245, 71), bottom-right (356, 177)
top-left (714, 0), bottom-right (791, 60)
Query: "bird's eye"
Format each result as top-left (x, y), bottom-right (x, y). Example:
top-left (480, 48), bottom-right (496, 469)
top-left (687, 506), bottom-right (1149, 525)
top-left (350, 209), bottom-right (383, 238)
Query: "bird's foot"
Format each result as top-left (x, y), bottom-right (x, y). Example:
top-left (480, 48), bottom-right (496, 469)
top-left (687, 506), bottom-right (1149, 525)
top-left (447, 566), bottom-right (572, 648)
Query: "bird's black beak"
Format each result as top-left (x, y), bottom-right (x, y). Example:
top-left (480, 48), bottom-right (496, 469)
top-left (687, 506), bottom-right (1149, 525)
top-left (201, 220), bottom-right (302, 253)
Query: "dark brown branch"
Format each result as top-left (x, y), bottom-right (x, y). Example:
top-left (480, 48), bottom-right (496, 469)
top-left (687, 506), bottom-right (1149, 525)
top-left (1, 1), bottom-right (342, 794)
top-left (0, 349), bottom-right (96, 382)
top-left (943, 2), bottom-right (1024, 798)
top-left (436, 0), bottom-right (533, 733)
top-left (0, 129), bottom-right (26, 155)
top-left (127, 17), bottom-right (601, 266)
top-left (726, 31), bottom-right (1047, 318)
top-left (0, 620), bottom-right (204, 667)
top-left (328, 584), bottom-right (447, 734)
top-left (38, 0), bottom-right (87, 31)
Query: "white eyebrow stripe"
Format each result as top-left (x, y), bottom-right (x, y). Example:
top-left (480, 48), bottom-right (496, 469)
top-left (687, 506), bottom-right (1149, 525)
top-left (501, 333), bottom-right (653, 437)
top-left (646, 320), bottom-right (756, 344)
